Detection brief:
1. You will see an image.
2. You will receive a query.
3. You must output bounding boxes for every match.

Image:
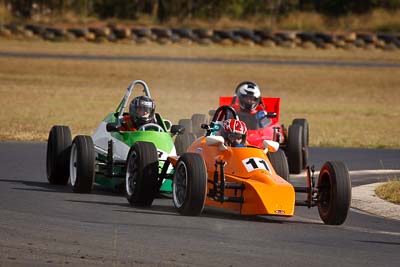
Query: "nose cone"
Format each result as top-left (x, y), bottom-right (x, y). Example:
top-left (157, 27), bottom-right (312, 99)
top-left (240, 176), bottom-right (295, 216)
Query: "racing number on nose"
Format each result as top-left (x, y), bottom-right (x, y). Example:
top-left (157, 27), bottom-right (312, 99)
top-left (242, 157), bottom-right (270, 172)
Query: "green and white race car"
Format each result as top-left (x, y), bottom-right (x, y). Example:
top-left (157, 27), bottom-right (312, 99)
top-left (46, 80), bottom-right (184, 199)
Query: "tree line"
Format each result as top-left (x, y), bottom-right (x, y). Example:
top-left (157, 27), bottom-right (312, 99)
top-left (3, 0), bottom-right (400, 23)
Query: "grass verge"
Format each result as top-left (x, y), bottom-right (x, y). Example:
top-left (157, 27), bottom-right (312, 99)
top-left (375, 179), bottom-right (400, 204)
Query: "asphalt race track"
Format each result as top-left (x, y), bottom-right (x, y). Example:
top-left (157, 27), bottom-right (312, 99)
top-left (1, 51), bottom-right (400, 68)
top-left (0, 141), bottom-right (399, 266)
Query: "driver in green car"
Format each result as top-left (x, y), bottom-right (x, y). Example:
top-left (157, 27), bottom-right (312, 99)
top-left (121, 95), bottom-right (157, 131)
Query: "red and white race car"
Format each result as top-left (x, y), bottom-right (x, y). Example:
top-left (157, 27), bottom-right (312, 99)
top-left (218, 94), bottom-right (309, 177)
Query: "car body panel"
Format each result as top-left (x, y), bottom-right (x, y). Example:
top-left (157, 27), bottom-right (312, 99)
top-left (89, 80), bottom-right (177, 193)
top-left (187, 136), bottom-right (295, 216)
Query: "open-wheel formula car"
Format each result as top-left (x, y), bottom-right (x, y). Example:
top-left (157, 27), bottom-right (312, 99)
top-left (130, 105), bottom-right (351, 225)
top-left (46, 80), bottom-right (184, 200)
top-left (218, 92), bottom-right (309, 176)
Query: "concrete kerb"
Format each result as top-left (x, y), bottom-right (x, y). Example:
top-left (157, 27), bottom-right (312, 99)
top-left (352, 182), bottom-right (400, 221)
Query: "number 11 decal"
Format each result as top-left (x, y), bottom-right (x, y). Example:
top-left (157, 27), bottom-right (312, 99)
top-left (242, 157), bottom-right (271, 173)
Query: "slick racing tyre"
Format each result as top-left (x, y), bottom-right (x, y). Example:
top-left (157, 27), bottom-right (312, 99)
top-left (125, 141), bottom-right (159, 206)
top-left (317, 161), bottom-right (351, 225)
top-left (191, 113), bottom-right (207, 137)
top-left (178, 119), bottom-right (193, 135)
top-left (69, 135), bottom-right (95, 193)
top-left (46, 125), bottom-right (72, 185)
top-left (174, 132), bottom-right (196, 155)
top-left (292, 118), bottom-right (309, 169)
top-left (173, 153), bottom-right (207, 216)
top-left (267, 149), bottom-right (290, 182)
top-left (287, 124), bottom-right (303, 174)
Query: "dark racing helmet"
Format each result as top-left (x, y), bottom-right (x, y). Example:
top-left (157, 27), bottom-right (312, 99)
top-left (129, 95), bottom-right (155, 126)
top-left (222, 119), bottom-right (248, 147)
top-left (235, 81), bottom-right (261, 112)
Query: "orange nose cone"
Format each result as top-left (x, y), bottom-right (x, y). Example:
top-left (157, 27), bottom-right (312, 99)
top-left (240, 178), bottom-right (295, 216)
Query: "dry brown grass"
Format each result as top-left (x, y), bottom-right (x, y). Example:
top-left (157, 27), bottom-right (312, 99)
top-left (277, 9), bottom-right (400, 32)
top-left (375, 179), bottom-right (400, 204)
top-left (0, 39), bottom-right (399, 148)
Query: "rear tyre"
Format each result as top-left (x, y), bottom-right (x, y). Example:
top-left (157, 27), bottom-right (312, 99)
top-left (317, 161), bottom-right (351, 225)
top-left (125, 142), bottom-right (159, 206)
top-left (267, 149), bottom-right (290, 182)
top-left (173, 153), bottom-right (207, 216)
top-left (46, 125), bottom-right (72, 185)
top-left (69, 135), bottom-right (95, 193)
top-left (174, 132), bottom-right (196, 155)
top-left (178, 119), bottom-right (193, 135)
top-left (191, 113), bottom-right (207, 137)
top-left (287, 124), bottom-right (303, 174)
top-left (292, 118), bottom-right (309, 169)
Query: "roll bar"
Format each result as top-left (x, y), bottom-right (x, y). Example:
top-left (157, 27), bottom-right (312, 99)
top-left (115, 80), bottom-right (151, 121)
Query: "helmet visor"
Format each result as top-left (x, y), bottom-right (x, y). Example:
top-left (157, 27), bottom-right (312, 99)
top-left (227, 133), bottom-right (243, 143)
top-left (136, 106), bottom-right (152, 118)
top-left (242, 95), bottom-right (258, 105)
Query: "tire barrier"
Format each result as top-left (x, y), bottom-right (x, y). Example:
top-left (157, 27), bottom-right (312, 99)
top-left (1, 23), bottom-right (399, 50)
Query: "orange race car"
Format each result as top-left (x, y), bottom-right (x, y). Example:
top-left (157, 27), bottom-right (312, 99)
top-left (129, 105), bottom-right (351, 225)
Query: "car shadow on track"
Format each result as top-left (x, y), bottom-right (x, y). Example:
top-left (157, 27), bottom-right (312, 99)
top-left (0, 177), bottom-right (124, 197)
top-left (64, 197), bottom-right (180, 216)
top-left (0, 178), bottom-right (323, 225)
top-left (202, 207), bottom-right (322, 225)
top-left (112, 199), bottom-right (323, 225)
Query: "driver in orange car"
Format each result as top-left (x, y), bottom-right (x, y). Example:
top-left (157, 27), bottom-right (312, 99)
top-left (222, 119), bottom-right (248, 147)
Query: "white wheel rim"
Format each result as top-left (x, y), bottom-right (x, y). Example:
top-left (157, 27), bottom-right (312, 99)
top-left (173, 161), bottom-right (188, 208)
top-left (69, 143), bottom-right (77, 186)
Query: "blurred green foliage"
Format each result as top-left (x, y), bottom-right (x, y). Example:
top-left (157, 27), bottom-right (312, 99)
top-left (3, 0), bottom-right (400, 21)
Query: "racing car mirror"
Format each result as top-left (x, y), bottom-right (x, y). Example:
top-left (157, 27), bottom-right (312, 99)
top-left (106, 122), bottom-right (120, 132)
top-left (206, 136), bottom-right (228, 151)
top-left (170, 124), bottom-right (185, 135)
top-left (263, 139), bottom-right (279, 153)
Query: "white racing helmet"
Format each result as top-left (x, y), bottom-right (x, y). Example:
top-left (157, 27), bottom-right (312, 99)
top-left (235, 81), bottom-right (261, 111)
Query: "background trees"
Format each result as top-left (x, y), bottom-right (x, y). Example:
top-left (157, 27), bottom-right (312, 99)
top-left (3, 0), bottom-right (400, 22)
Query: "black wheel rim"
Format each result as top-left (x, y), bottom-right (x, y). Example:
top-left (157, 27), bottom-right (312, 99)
top-left (173, 161), bottom-right (188, 208)
top-left (318, 173), bottom-right (332, 215)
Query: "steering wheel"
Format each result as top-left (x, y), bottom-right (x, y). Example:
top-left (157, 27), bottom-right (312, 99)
top-left (137, 123), bottom-right (164, 132)
top-left (205, 106), bottom-right (238, 137)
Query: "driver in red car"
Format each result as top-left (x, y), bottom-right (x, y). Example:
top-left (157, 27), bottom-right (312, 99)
top-left (233, 81), bottom-right (268, 130)
top-left (222, 119), bottom-right (248, 147)
top-left (121, 95), bottom-right (156, 131)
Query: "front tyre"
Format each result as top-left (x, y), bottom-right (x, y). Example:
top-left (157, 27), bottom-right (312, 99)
top-left (46, 125), bottom-right (72, 185)
top-left (267, 149), bottom-right (290, 182)
top-left (317, 161), bottom-right (351, 225)
top-left (173, 153), bottom-right (207, 216)
top-left (125, 142), bottom-right (159, 206)
top-left (69, 135), bottom-right (95, 193)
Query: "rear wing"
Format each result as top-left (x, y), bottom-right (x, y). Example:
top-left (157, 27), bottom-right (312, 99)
top-left (219, 96), bottom-right (281, 120)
